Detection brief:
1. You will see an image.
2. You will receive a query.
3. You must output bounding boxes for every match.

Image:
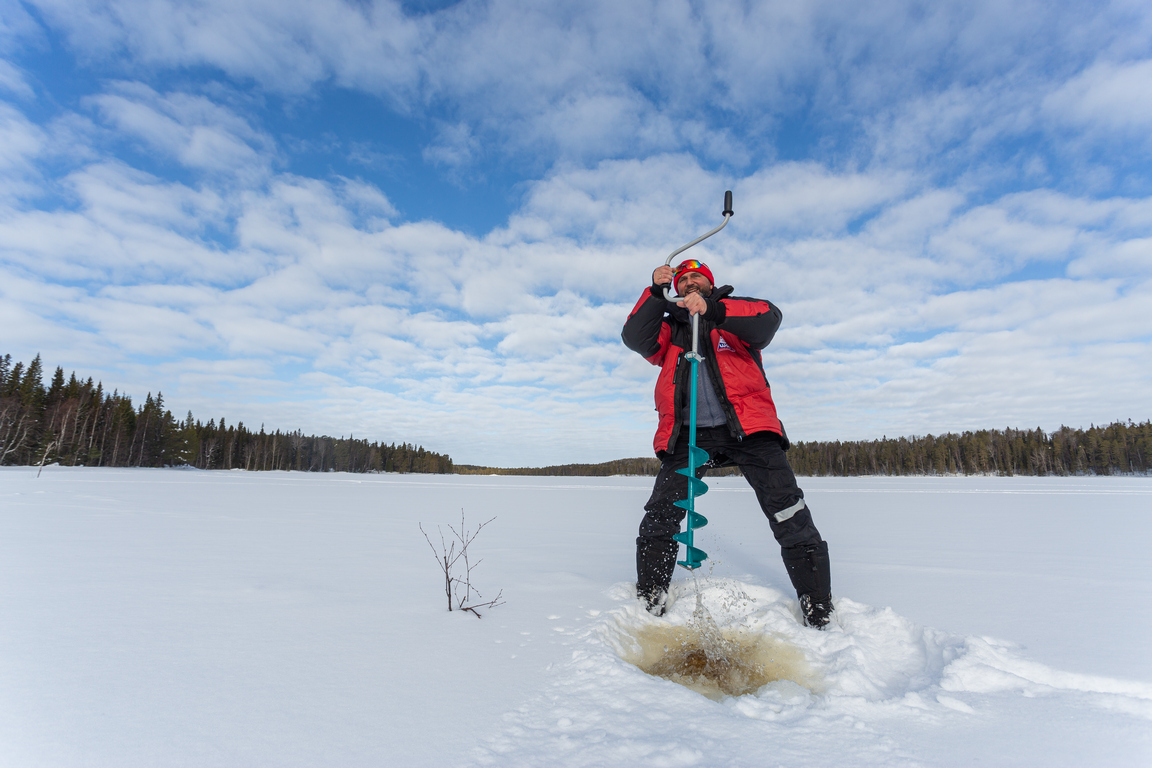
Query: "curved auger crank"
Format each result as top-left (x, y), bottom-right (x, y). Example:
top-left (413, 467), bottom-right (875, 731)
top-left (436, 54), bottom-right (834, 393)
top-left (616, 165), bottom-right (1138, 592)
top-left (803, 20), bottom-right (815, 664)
top-left (662, 191), bottom-right (733, 571)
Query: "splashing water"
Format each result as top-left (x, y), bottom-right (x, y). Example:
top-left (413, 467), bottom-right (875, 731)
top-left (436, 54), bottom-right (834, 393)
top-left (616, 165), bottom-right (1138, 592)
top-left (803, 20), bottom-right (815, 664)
top-left (620, 578), bottom-right (815, 700)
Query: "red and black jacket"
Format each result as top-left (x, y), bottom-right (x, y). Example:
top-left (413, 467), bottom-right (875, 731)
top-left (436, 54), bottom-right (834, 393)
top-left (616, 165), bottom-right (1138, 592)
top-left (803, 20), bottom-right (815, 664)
top-left (621, 283), bottom-right (787, 457)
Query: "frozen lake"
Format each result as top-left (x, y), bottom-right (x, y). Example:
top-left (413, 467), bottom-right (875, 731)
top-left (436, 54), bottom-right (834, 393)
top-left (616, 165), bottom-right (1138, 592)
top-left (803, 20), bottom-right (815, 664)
top-left (2, 467), bottom-right (1150, 766)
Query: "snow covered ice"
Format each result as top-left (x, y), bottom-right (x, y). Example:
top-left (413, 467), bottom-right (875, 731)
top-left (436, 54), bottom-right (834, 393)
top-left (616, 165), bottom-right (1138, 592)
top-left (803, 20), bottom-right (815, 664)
top-left (1, 468), bottom-right (1150, 766)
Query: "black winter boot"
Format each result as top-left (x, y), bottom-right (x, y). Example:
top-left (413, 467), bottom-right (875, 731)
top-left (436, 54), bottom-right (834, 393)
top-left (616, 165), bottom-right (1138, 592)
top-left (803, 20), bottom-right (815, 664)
top-left (782, 541), bottom-right (833, 628)
top-left (637, 536), bottom-right (679, 616)
top-left (799, 594), bottom-right (834, 628)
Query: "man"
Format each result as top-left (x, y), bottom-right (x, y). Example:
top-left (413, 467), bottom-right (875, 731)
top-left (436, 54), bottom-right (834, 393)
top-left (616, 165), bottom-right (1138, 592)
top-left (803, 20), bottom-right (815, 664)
top-left (621, 258), bottom-right (834, 627)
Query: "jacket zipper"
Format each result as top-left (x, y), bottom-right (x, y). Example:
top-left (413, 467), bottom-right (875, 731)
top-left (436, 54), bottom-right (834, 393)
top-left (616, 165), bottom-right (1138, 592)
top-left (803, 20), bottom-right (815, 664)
top-left (701, 320), bottom-right (746, 440)
top-left (667, 358), bottom-right (684, 452)
top-left (672, 315), bottom-right (747, 447)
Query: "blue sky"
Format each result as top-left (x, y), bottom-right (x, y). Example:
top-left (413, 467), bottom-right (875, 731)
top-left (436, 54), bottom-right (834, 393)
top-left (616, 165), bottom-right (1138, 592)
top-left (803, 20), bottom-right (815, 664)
top-left (2, 0), bottom-right (1150, 466)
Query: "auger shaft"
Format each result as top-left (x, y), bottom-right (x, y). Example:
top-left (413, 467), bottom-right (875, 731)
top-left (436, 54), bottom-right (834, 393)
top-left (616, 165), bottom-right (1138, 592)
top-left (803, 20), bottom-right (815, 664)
top-left (662, 191), bottom-right (733, 571)
top-left (672, 313), bottom-right (709, 570)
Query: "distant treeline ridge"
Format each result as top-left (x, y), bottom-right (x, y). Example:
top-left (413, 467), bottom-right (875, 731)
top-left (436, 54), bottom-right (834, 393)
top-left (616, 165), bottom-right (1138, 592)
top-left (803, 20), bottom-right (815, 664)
top-left (455, 457), bottom-right (665, 476)
top-left (457, 421), bottom-right (1151, 477)
top-left (1, 354), bottom-right (452, 473)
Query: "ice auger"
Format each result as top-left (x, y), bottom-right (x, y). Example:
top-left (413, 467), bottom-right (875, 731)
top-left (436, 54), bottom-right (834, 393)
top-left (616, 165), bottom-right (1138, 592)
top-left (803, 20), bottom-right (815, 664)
top-left (662, 191), bottom-right (734, 570)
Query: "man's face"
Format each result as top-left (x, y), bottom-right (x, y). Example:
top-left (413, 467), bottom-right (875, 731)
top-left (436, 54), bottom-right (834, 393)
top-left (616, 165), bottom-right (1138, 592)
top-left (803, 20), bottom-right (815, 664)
top-left (677, 270), bottom-right (713, 297)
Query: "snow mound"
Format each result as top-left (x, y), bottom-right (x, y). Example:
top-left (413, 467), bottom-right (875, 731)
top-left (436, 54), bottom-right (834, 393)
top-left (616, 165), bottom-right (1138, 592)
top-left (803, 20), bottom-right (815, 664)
top-left (473, 577), bottom-right (1152, 767)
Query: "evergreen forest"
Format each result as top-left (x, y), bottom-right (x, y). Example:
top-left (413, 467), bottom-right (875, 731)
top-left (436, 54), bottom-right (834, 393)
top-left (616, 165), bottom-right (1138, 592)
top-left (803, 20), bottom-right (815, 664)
top-left (786, 422), bottom-right (1150, 477)
top-left (0, 354), bottom-right (452, 473)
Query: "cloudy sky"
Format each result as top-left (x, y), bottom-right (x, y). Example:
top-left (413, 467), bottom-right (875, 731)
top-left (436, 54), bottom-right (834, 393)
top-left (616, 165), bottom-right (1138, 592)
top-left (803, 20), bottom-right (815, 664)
top-left (1, 0), bottom-right (1150, 467)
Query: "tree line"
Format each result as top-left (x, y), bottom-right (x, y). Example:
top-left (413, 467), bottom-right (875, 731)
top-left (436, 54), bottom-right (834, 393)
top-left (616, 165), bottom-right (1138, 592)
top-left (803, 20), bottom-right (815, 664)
top-left (455, 457), bottom-right (743, 476)
top-left (456, 457), bottom-right (662, 476)
top-left (457, 421), bottom-right (1150, 477)
top-left (786, 422), bottom-right (1151, 476)
top-left (0, 354), bottom-right (452, 474)
top-left (4, 353), bottom-right (1146, 477)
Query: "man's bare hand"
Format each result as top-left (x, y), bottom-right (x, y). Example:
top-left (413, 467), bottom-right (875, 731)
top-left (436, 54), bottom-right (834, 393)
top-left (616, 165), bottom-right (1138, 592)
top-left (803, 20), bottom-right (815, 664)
top-left (677, 292), bottom-right (708, 316)
top-left (652, 265), bottom-right (675, 286)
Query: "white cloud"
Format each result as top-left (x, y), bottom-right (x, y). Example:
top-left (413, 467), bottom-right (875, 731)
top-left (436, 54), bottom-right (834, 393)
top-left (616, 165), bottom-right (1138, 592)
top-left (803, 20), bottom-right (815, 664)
top-left (1070, 237), bottom-right (1152, 279)
top-left (337, 176), bottom-right (397, 220)
top-left (422, 121), bottom-right (479, 169)
top-left (0, 162), bottom-right (244, 283)
top-left (28, 0), bottom-right (423, 96)
top-left (0, 101), bottom-right (43, 196)
top-left (87, 82), bottom-right (276, 178)
top-left (0, 0), bottom-right (43, 51)
top-left (926, 204), bottom-right (1076, 282)
top-left (509, 154), bottom-right (726, 247)
top-left (0, 58), bottom-right (33, 98)
top-left (1044, 59), bottom-right (1152, 133)
top-left (736, 163), bottom-right (910, 237)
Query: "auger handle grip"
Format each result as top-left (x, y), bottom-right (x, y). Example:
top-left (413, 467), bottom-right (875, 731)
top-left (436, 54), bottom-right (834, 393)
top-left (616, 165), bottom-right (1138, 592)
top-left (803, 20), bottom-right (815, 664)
top-left (660, 191), bottom-right (735, 295)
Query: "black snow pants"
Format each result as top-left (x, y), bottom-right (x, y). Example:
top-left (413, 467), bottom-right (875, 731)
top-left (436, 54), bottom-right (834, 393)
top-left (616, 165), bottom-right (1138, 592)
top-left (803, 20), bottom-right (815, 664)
top-left (636, 427), bottom-right (831, 603)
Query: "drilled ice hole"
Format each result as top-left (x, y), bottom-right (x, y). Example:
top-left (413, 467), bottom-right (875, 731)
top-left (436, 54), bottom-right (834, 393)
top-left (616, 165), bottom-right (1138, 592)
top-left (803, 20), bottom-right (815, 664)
top-left (617, 621), bottom-right (816, 701)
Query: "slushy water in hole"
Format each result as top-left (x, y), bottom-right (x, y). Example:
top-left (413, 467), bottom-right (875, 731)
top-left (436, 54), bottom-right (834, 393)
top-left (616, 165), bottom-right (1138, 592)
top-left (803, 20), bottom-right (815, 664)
top-left (620, 622), bottom-right (814, 701)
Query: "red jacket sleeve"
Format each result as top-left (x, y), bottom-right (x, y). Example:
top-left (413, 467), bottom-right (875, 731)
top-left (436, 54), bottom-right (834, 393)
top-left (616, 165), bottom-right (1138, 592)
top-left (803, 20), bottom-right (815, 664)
top-left (717, 296), bottom-right (782, 350)
top-left (621, 287), bottom-right (671, 363)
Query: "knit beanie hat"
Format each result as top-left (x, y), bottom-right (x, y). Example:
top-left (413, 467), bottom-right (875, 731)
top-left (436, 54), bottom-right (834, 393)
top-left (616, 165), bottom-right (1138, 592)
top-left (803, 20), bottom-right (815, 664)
top-left (673, 259), bottom-right (715, 293)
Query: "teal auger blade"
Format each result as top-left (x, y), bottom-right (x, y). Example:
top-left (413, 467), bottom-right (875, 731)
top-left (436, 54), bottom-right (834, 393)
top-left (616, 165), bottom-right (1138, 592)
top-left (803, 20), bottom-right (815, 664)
top-left (673, 322), bottom-right (712, 571)
top-left (672, 476), bottom-right (709, 503)
top-left (676, 545), bottom-right (708, 570)
top-left (671, 519), bottom-right (708, 545)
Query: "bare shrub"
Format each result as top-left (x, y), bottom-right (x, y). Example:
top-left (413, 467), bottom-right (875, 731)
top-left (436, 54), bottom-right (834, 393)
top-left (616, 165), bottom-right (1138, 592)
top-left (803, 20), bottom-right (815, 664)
top-left (420, 511), bottom-right (505, 618)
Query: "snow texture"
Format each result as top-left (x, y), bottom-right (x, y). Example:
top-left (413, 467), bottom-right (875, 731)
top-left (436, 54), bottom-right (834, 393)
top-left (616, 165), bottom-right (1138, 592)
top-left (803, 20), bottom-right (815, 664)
top-left (1, 468), bottom-right (1150, 766)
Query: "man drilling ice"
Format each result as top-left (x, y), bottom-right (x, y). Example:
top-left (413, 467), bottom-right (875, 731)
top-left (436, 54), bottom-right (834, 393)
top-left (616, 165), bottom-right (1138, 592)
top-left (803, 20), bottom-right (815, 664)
top-left (621, 258), bottom-right (834, 627)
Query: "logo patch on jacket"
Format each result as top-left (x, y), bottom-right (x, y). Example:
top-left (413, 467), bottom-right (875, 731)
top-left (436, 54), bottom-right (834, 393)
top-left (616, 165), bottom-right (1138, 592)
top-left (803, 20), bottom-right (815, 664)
top-left (717, 336), bottom-right (734, 352)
